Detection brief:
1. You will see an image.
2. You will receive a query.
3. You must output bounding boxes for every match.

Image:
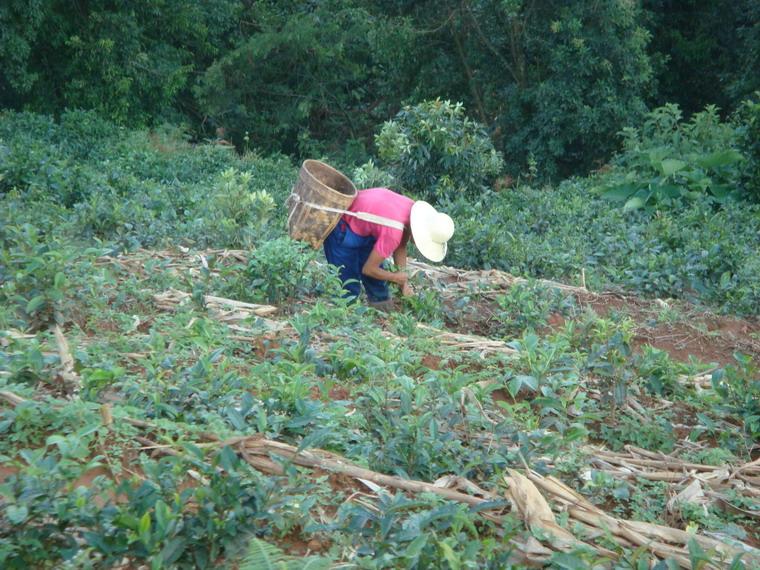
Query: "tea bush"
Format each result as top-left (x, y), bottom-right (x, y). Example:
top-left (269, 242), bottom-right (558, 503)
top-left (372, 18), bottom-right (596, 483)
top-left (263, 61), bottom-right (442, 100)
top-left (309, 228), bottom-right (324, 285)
top-left (220, 238), bottom-right (344, 306)
top-left (710, 354), bottom-right (760, 440)
top-left (0, 225), bottom-right (83, 329)
top-left (0, 110), bottom-right (295, 249)
top-left (445, 183), bottom-right (760, 315)
top-left (2, 109), bottom-right (760, 317)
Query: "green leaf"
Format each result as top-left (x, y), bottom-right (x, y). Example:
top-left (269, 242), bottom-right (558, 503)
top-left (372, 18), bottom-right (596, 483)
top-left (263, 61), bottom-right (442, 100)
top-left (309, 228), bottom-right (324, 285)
top-left (301, 558), bottom-right (331, 570)
top-left (438, 541), bottom-right (461, 570)
top-left (158, 537), bottom-right (187, 565)
top-left (154, 500), bottom-right (170, 534)
top-left (600, 183), bottom-right (638, 202)
top-left (226, 407), bottom-right (246, 430)
top-left (7, 505), bottom-right (29, 524)
top-left (507, 376), bottom-right (522, 398)
top-left (256, 407), bottom-right (268, 433)
top-left (710, 184), bottom-right (733, 201)
top-left (697, 149), bottom-right (744, 170)
top-left (654, 183), bottom-right (682, 199)
top-left (25, 295), bottom-right (46, 314)
top-left (687, 537), bottom-right (710, 565)
top-left (623, 195), bottom-right (646, 211)
top-left (660, 158), bottom-right (686, 177)
top-left (404, 534), bottom-right (428, 559)
top-left (53, 272), bottom-right (67, 290)
top-left (138, 511), bottom-right (152, 547)
top-left (240, 538), bottom-right (292, 570)
top-left (218, 445), bottom-right (239, 472)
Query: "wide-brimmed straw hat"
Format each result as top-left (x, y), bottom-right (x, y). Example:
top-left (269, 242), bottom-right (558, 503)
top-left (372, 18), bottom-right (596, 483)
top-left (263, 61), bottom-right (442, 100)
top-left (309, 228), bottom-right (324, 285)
top-left (410, 201), bottom-right (455, 262)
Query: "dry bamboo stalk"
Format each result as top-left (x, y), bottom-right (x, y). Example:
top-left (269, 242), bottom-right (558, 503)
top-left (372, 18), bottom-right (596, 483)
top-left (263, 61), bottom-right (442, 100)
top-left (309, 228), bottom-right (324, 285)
top-left (407, 259), bottom-right (588, 294)
top-left (592, 453), bottom-right (726, 473)
top-left (53, 323), bottom-right (79, 389)
top-left (2, 330), bottom-right (37, 340)
top-left (0, 391), bottom-right (26, 407)
top-left (592, 468), bottom-right (687, 482)
top-left (416, 323), bottom-right (517, 356)
top-left (123, 352), bottom-right (148, 360)
top-left (504, 468), bottom-right (601, 553)
top-left (204, 294), bottom-right (278, 315)
top-left (678, 373), bottom-right (713, 387)
top-left (730, 456), bottom-right (760, 478)
top-left (588, 447), bottom-right (760, 490)
top-left (533, 470), bottom-right (757, 567)
top-left (238, 440), bottom-right (751, 565)
top-left (241, 439), bottom-right (493, 508)
top-left (624, 445), bottom-right (676, 460)
top-left (527, 471), bottom-right (746, 568)
top-left (433, 475), bottom-right (501, 500)
top-left (100, 404), bottom-right (113, 427)
top-left (153, 289), bottom-right (277, 317)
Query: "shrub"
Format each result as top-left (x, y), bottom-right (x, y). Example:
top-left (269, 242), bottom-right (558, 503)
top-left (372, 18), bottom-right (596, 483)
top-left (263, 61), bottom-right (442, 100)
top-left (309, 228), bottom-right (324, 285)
top-left (223, 238), bottom-right (343, 306)
top-left (0, 111), bottom-right (296, 249)
top-left (445, 181), bottom-right (760, 315)
top-left (594, 104), bottom-right (748, 210)
top-left (351, 159), bottom-right (394, 190)
top-left (711, 354), bottom-right (760, 440)
top-left (187, 168), bottom-right (277, 249)
top-left (375, 99), bottom-right (504, 202)
top-left (734, 93), bottom-right (760, 201)
top-left (0, 224), bottom-right (79, 328)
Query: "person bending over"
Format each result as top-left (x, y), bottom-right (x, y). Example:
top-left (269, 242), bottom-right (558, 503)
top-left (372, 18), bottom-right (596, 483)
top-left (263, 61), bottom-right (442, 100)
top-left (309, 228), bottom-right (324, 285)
top-left (323, 187), bottom-right (455, 310)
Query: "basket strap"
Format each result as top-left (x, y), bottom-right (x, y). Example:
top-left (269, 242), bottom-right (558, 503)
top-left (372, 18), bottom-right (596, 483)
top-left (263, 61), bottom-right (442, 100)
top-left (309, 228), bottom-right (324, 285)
top-left (287, 193), bottom-right (405, 231)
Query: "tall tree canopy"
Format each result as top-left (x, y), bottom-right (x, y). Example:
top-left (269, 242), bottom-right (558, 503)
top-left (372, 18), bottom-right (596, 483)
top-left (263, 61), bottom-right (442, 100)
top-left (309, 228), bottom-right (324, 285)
top-left (1, 0), bottom-right (757, 178)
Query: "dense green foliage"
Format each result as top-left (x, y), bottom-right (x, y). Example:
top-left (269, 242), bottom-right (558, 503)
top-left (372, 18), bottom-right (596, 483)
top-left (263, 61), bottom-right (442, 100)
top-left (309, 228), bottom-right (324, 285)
top-left (2, 1), bottom-right (757, 179)
top-left (0, 111), bottom-right (294, 250)
top-left (196, 1), bottom-right (416, 158)
top-left (375, 100), bottom-right (504, 201)
top-left (416, 0), bottom-right (654, 178)
top-left (645, 0), bottom-right (760, 115)
top-left (1, 112), bottom-right (759, 568)
top-left (593, 104), bottom-right (751, 208)
top-left (0, 0), bottom-right (240, 124)
top-left (447, 182), bottom-right (760, 315)
top-left (735, 96), bottom-right (760, 199)
top-left (2, 111), bottom-right (759, 315)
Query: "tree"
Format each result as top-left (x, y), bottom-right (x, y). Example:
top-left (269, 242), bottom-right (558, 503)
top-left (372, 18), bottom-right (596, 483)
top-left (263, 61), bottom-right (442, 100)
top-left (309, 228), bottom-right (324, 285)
top-left (196, 0), bottom-right (417, 156)
top-left (644, 0), bottom-right (760, 116)
top-left (0, 0), bottom-right (239, 124)
top-left (379, 0), bottom-right (655, 178)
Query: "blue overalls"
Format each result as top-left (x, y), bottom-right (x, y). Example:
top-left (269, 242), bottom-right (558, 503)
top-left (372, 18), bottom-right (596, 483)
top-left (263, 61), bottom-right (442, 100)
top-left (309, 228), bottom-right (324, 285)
top-left (323, 220), bottom-right (390, 302)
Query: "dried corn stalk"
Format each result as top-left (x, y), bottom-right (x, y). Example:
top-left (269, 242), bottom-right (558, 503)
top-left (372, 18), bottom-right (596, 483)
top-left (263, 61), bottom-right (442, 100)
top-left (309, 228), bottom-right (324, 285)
top-left (153, 288), bottom-right (278, 319)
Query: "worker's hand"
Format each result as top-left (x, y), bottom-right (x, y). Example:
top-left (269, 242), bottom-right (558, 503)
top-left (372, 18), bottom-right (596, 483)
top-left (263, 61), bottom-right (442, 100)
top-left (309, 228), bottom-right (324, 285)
top-left (394, 272), bottom-right (414, 296)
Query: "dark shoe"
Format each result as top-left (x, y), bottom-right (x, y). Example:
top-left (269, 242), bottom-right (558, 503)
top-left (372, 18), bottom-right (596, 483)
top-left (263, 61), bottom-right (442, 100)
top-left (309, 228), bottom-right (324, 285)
top-left (368, 298), bottom-right (395, 313)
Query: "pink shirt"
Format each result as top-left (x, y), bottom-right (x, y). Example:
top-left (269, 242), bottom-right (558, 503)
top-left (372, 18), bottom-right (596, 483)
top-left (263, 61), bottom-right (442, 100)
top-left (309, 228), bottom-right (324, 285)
top-left (343, 188), bottom-right (414, 258)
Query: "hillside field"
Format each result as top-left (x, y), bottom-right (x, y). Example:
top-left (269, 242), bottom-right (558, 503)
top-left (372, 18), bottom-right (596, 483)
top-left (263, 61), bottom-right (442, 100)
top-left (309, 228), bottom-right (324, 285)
top-left (1, 113), bottom-right (759, 569)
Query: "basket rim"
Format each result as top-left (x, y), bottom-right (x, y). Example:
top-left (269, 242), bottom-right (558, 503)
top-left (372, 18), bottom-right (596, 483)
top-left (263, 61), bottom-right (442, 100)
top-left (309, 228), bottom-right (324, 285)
top-left (300, 159), bottom-right (357, 199)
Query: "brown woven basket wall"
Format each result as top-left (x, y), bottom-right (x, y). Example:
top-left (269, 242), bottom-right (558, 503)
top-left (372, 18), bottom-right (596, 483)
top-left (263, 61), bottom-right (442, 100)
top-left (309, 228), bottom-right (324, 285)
top-left (288, 160), bottom-right (357, 248)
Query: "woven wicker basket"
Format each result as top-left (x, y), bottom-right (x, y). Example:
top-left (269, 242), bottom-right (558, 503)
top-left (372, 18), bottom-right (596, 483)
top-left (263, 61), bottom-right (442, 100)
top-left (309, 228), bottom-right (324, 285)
top-left (287, 160), bottom-right (357, 248)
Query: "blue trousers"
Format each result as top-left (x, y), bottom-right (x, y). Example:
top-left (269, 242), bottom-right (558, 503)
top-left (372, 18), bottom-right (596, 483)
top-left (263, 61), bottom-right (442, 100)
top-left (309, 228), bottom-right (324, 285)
top-left (323, 220), bottom-right (390, 302)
